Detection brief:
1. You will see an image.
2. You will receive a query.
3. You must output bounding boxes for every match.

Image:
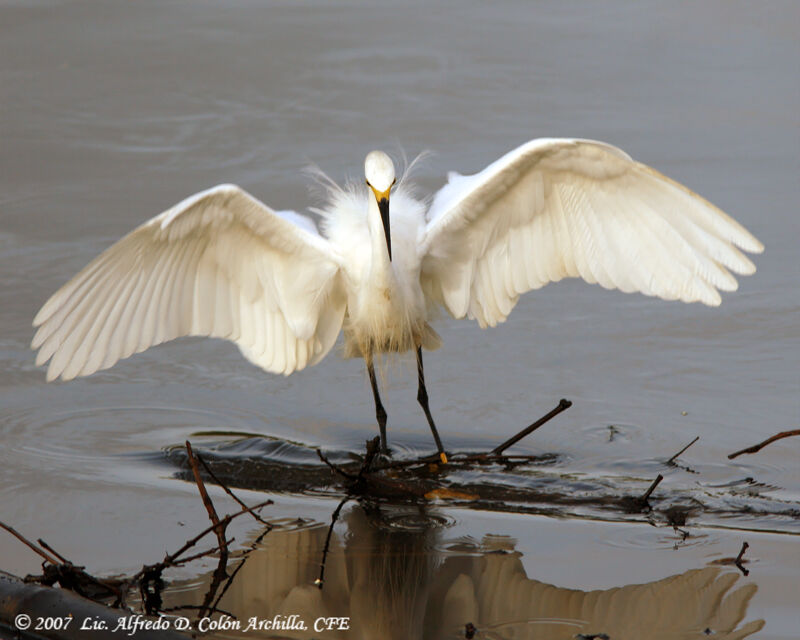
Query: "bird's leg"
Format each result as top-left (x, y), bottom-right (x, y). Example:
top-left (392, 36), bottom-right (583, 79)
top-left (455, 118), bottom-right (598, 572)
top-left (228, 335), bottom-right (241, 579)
top-left (416, 347), bottom-right (447, 461)
top-left (366, 356), bottom-right (389, 454)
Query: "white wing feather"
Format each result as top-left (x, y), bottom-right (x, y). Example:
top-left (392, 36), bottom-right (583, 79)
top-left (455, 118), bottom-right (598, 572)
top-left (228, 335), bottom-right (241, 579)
top-left (421, 138), bottom-right (764, 328)
top-left (32, 184), bottom-right (346, 381)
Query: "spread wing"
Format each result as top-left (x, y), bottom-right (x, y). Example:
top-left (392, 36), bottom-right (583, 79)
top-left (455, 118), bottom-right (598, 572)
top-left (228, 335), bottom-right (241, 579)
top-left (420, 138), bottom-right (764, 328)
top-left (32, 184), bottom-right (346, 380)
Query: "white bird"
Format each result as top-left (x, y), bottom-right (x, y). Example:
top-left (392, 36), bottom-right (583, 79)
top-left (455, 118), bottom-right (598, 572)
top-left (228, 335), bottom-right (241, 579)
top-left (32, 138), bottom-right (764, 459)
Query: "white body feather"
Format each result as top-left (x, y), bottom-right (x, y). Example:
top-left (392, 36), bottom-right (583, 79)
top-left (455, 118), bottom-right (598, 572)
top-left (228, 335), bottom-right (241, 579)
top-left (32, 138), bottom-right (763, 384)
top-left (317, 184), bottom-right (439, 358)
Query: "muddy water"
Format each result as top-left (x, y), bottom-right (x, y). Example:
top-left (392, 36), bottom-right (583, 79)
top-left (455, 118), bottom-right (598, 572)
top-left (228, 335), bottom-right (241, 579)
top-left (1, 1), bottom-right (798, 638)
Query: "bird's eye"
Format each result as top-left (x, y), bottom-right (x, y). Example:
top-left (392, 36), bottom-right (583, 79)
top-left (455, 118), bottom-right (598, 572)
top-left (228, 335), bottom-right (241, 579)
top-left (365, 179), bottom-right (371, 187)
top-left (391, 178), bottom-right (396, 187)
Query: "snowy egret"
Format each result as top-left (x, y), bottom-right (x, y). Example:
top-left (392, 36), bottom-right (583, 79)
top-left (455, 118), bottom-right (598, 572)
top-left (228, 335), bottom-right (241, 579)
top-left (32, 138), bottom-right (763, 458)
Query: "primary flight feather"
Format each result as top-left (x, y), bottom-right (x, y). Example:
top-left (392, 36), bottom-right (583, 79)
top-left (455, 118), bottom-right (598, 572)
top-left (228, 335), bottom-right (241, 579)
top-left (32, 138), bottom-right (763, 457)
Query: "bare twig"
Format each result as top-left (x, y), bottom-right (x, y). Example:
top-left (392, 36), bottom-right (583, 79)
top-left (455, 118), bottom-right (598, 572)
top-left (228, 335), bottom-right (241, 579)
top-left (185, 441), bottom-right (227, 556)
top-left (186, 441), bottom-right (246, 621)
top-left (667, 436), bottom-right (700, 465)
top-left (317, 449), bottom-right (359, 480)
top-left (0, 521), bottom-right (59, 565)
top-left (640, 474), bottom-right (664, 503)
top-left (196, 452), bottom-right (272, 528)
top-left (37, 538), bottom-right (69, 564)
top-left (177, 539), bottom-right (235, 566)
top-left (492, 399), bottom-right (572, 455)
top-left (166, 500), bottom-right (272, 567)
top-left (728, 430), bottom-right (800, 459)
top-left (122, 497), bottom-right (273, 594)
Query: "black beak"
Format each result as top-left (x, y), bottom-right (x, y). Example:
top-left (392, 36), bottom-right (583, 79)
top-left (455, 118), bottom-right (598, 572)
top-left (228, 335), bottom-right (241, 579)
top-left (378, 197), bottom-right (392, 261)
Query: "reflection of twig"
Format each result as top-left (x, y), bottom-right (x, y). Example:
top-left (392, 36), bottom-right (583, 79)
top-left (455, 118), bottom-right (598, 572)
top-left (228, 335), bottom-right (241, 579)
top-left (667, 436), bottom-right (699, 465)
top-left (492, 399), bottom-right (572, 455)
top-left (735, 541), bottom-right (750, 576)
top-left (211, 526), bottom-right (272, 614)
top-left (727, 430), bottom-right (800, 459)
top-left (316, 496), bottom-right (350, 589)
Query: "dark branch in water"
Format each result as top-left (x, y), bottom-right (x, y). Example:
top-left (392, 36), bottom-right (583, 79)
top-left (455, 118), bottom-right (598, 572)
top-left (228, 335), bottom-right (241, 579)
top-left (728, 430), bottom-right (800, 459)
top-left (492, 398), bottom-right (572, 455)
top-left (667, 436), bottom-right (700, 465)
top-left (37, 538), bottom-right (69, 564)
top-left (640, 474), bottom-right (664, 504)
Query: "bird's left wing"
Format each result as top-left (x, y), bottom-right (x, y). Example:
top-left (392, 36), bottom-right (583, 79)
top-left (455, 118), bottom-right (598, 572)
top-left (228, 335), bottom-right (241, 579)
top-left (32, 184), bottom-right (346, 380)
top-left (420, 138), bottom-right (763, 328)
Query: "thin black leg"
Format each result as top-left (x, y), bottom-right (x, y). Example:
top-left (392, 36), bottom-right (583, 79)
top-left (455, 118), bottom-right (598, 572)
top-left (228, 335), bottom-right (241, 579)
top-left (367, 357), bottom-right (389, 453)
top-left (416, 347), bottom-right (446, 458)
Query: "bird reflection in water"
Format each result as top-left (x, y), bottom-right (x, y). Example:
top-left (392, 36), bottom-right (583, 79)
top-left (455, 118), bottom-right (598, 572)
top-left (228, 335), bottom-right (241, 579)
top-left (164, 504), bottom-right (764, 639)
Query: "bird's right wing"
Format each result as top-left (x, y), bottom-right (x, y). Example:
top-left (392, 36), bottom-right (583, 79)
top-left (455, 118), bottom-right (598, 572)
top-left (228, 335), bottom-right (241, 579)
top-left (420, 138), bottom-right (763, 328)
top-left (32, 184), bottom-right (346, 381)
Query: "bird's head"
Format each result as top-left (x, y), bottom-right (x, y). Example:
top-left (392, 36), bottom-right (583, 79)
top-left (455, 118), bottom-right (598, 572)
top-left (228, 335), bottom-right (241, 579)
top-left (365, 151), bottom-right (395, 261)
